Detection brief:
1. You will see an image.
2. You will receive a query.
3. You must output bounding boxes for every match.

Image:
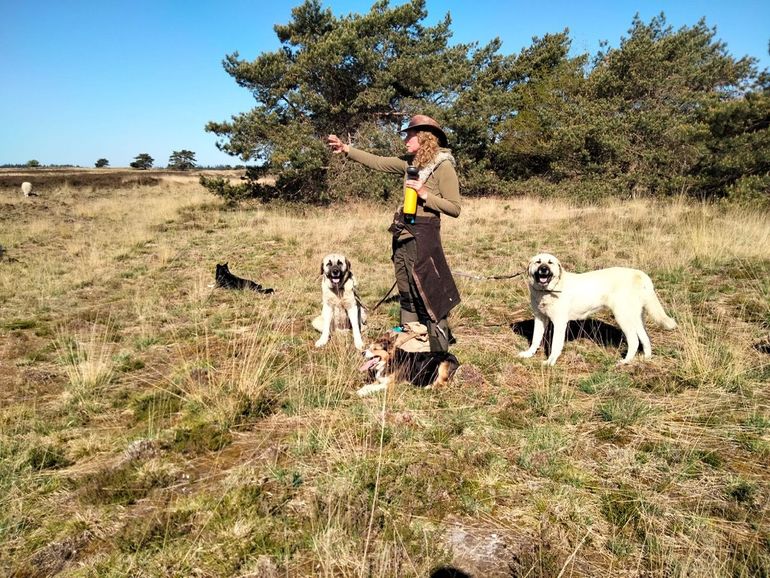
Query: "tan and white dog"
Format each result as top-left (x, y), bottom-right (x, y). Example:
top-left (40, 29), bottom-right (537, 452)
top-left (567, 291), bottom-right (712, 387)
top-left (358, 331), bottom-right (459, 397)
top-left (519, 253), bottom-right (677, 365)
top-left (312, 253), bottom-right (366, 349)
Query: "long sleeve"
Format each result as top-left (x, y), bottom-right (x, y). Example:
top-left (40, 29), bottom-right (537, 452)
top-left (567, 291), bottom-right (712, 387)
top-left (422, 161), bottom-right (460, 218)
top-left (347, 147), bottom-right (408, 174)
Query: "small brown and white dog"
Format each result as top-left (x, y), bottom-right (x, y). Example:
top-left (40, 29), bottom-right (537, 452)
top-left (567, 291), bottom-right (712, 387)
top-left (519, 253), bottom-right (677, 365)
top-left (312, 253), bottom-right (367, 349)
top-left (357, 332), bottom-right (459, 397)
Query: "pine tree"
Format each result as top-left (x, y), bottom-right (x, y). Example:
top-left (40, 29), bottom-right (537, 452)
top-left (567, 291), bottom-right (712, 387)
top-left (130, 153), bottom-right (154, 170)
top-left (168, 150), bottom-right (197, 171)
top-left (205, 0), bottom-right (496, 202)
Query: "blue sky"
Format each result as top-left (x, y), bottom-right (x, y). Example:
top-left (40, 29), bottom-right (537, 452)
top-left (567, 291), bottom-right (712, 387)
top-left (1, 0), bottom-right (768, 168)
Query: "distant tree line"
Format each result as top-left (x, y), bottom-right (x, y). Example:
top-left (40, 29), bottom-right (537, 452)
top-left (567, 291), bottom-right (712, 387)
top-left (3, 152), bottom-right (202, 171)
top-left (128, 151), bottom-right (198, 170)
top-left (204, 0), bottom-right (769, 205)
top-left (0, 161), bottom-right (79, 169)
top-left (1, 157), bottom-right (242, 173)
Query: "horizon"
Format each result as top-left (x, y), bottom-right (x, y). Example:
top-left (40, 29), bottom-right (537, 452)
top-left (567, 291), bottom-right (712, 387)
top-left (1, 0), bottom-right (768, 168)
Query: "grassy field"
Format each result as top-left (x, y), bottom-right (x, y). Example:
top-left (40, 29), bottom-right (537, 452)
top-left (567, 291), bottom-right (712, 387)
top-left (0, 176), bottom-right (768, 577)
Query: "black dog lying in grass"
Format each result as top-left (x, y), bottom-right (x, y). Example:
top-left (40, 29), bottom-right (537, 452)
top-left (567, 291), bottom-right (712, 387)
top-left (215, 263), bottom-right (274, 294)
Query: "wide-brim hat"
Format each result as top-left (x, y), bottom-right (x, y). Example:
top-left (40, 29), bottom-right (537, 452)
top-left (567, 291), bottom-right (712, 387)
top-left (399, 114), bottom-right (448, 147)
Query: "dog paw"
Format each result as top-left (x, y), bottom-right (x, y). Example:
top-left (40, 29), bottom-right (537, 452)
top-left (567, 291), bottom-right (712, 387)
top-left (357, 383), bottom-right (387, 397)
top-left (315, 338), bottom-right (329, 348)
top-left (543, 358), bottom-right (558, 367)
top-left (517, 351), bottom-right (535, 358)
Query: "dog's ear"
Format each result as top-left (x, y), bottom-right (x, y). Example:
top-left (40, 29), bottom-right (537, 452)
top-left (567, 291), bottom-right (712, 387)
top-left (345, 258), bottom-right (351, 272)
top-left (320, 261), bottom-right (325, 275)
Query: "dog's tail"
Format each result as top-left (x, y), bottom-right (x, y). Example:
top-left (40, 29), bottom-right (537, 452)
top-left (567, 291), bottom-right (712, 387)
top-left (644, 291), bottom-right (677, 330)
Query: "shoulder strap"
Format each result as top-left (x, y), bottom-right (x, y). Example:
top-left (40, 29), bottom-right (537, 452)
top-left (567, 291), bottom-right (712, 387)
top-left (418, 158), bottom-right (449, 183)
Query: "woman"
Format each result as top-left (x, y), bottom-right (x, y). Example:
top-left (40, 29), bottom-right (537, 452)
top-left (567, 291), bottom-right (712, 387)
top-left (327, 115), bottom-right (461, 352)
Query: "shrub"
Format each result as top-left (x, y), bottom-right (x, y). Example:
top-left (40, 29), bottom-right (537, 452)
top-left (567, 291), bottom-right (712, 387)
top-left (725, 174), bottom-right (770, 207)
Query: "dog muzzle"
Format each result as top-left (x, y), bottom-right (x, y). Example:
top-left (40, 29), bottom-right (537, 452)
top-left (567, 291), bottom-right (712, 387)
top-left (534, 265), bottom-right (553, 286)
top-left (359, 357), bottom-right (380, 372)
top-left (329, 267), bottom-right (344, 284)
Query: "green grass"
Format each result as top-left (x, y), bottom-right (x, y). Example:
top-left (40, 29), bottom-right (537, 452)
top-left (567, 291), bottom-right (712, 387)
top-left (0, 179), bottom-right (768, 576)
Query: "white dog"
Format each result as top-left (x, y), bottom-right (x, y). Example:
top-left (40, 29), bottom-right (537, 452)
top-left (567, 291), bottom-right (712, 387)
top-left (518, 253), bottom-right (677, 365)
top-left (312, 253), bottom-right (366, 349)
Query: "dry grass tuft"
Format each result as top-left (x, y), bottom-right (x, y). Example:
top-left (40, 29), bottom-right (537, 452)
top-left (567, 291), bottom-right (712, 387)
top-left (55, 321), bottom-right (116, 398)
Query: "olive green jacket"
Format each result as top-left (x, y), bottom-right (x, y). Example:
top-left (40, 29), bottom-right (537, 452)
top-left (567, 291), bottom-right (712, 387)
top-left (347, 147), bottom-right (461, 218)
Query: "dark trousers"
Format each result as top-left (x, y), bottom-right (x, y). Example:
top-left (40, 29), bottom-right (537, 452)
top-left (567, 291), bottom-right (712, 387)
top-left (392, 236), bottom-right (451, 352)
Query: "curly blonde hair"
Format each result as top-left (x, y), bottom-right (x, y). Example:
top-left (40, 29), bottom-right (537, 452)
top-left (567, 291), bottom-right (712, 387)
top-left (413, 131), bottom-right (441, 168)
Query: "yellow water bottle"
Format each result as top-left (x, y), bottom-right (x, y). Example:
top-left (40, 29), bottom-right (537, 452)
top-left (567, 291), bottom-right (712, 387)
top-left (403, 166), bottom-right (419, 224)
